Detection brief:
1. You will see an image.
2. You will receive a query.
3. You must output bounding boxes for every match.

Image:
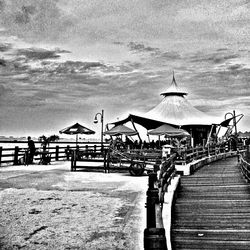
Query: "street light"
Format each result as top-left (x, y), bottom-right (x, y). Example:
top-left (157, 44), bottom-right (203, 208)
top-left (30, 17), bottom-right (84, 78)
top-left (94, 109), bottom-right (104, 148)
top-left (224, 110), bottom-right (237, 135)
top-left (224, 110), bottom-right (238, 152)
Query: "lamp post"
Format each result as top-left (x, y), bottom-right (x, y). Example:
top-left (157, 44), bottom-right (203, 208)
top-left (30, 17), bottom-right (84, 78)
top-left (224, 110), bottom-right (237, 135)
top-left (224, 110), bottom-right (237, 152)
top-left (94, 109), bottom-right (104, 149)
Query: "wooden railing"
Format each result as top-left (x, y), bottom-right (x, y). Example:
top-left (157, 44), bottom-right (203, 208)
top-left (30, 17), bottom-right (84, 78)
top-left (70, 146), bottom-right (109, 172)
top-left (70, 147), bottom-right (162, 174)
top-left (175, 144), bottom-right (247, 165)
top-left (144, 154), bottom-right (176, 250)
top-left (238, 147), bottom-right (250, 182)
top-left (0, 142), bottom-right (108, 166)
top-left (143, 145), bottom-right (249, 249)
top-left (239, 157), bottom-right (250, 182)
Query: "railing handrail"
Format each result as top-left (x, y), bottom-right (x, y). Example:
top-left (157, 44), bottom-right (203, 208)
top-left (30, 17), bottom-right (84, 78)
top-left (238, 152), bottom-right (250, 182)
top-left (144, 154), bottom-right (177, 249)
top-left (0, 143), bottom-right (109, 166)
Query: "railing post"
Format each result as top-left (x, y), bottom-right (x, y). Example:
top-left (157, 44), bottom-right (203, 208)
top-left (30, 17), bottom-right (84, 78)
top-left (101, 144), bottom-right (104, 155)
top-left (103, 149), bottom-right (107, 173)
top-left (13, 146), bottom-right (19, 165)
top-left (184, 151), bottom-right (187, 163)
top-left (85, 145), bottom-right (88, 158)
top-left (55, 146), bottom-right (59, 161)
top-left (66, 145), bottom-right (70, 160)
top-left (71, 150), bottom-right (76, 171)
top-left (144, 172), bottom-right (167, 250)
top-left (146, 172), bottom-right (158, 228)
top-left (246, 145), bottom-right (250, 161)
top-left (106, 149), bottom-right (110, 173)
top-left (0, 146), bottom-right (2, 166)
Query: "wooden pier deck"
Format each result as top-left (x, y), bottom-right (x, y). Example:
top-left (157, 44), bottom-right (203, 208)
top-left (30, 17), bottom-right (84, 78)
top-left (171, 157), bottom-right (250, 250)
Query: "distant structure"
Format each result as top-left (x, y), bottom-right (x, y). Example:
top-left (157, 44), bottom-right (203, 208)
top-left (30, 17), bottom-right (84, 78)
top-left (109, 74), bottom-right (234, 146)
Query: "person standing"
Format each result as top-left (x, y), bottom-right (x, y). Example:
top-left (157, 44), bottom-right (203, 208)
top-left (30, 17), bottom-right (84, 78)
top-left (27, 136), bottom-right (36, 164)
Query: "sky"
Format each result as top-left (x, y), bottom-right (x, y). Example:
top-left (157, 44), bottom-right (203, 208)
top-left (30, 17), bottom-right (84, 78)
top-left (0, 0), bottom-right (249, 139)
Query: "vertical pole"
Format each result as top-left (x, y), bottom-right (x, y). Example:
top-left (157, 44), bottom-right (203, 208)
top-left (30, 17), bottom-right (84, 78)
top-left (131, 118), bottom-right (142, 143)
top-left (0, 146), bottom-right (2, 166)
top-left (55, 146), bottom-right (59, 161)
top-left (13, 146), bottom-right (19, 165)
top-left (71, 152), bottom-right (74, 171)
top-left (146, 172), bottom-right (158, 228)
top-left (66, 145), bottom-right (70, 160)
top-left (144, 172), bottom-right (167, 250)
top-left (101, 109), bottom-right (104, 149)
top-left (103, 149), bottom-right (107, 173)
top-left (74, 150), bottom-right (76, 169)
top-left (190, 128), bottom-right (194, 147)
top-left (85, 145), bottom-right (88, 158)
top-left (233, 110), bottom-right (237, 135)
top-left (106, 149), bottom-right (110, 173)
top-left (76, 134), bottom-right (79, 147)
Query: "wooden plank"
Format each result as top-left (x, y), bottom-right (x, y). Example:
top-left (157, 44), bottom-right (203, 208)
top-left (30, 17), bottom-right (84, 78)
top-left (171, 157), bottom-right (250, 250)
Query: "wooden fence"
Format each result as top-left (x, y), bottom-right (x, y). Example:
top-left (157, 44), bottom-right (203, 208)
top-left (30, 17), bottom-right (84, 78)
top-left (0, 142), bottom-right (108, 166)
top-left (238, 146), bottom-right (250, 182)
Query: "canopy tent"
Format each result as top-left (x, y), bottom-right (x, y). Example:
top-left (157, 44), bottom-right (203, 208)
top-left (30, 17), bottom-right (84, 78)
top-left (148, 124), bottom-right (190, 137)
top-left (111, 75), bottom-right (223, 129)
top-left (111, 114), bottom-right (167, 130)
top-left (108, 74), bottom-right (243, 146)
top-left (104, 124), bottom-right (138, 136)
top-left (144, 75), bottom-right (222, 126)
top-left (59, 122), bottom-right (95, 144)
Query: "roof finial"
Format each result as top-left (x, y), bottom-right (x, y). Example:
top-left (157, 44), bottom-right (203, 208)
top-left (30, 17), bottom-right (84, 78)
top-left (160, 71), bottom-right (187, 96)
top-left (172, 71), bottom-right (177, 86)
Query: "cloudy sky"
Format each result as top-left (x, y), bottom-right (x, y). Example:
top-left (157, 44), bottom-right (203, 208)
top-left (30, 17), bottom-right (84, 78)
top-left (0, 0), bottom-right (249, 139)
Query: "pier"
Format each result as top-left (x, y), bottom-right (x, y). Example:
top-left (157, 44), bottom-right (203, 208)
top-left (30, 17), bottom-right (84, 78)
top-left (171, 156), bottom-right (250, 250)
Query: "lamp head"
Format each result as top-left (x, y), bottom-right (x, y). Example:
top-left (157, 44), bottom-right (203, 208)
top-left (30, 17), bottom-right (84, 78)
top-left (94, 116), bottom-right (98, 124)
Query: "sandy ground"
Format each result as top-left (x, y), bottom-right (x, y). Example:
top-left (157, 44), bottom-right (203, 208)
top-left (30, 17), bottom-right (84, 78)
top-left (0, 162), bottom-right (148, 250)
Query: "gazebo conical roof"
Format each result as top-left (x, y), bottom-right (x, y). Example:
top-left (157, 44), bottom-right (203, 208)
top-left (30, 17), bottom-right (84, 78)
top-left (160, 73), bottom-right (187, 97)
top-left (145, 75), bottom-right (220, 126)
top-left (110, 74), bottom-right (223, 129)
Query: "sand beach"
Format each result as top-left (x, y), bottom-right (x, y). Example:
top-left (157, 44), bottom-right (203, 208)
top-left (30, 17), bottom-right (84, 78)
top-left (0, 162), bottom-right (148, 250)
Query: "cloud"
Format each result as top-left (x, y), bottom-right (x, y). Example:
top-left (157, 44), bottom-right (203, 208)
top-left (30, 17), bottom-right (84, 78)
top-left (127, 42), bottom-right (160, 54)
top-left (14, 5), bottom-right (36, 24)
top-left (159, 51), bottom-right (181, 60)
top-left (0, 0), bottom-right (250, 135)
top-left (0, 0), bottom-right (73, 42)
top-left (0, 42), bottom-right (11, 52)
top-left (190, 51), bottom-right (239, 64)
top-left (15, 47), bottom-right (69, 60)
top-left (0, 84), bottom-right (11, 97)
top-left (0, 58), bottom-right (7, 66)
